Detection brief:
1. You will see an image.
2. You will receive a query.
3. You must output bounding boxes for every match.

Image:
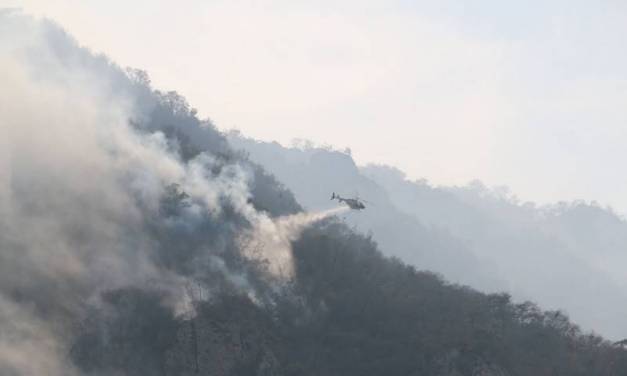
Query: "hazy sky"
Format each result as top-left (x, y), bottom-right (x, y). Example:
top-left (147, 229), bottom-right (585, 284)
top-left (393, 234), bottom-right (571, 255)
top-left (5, 0), bottom-right (627, 212)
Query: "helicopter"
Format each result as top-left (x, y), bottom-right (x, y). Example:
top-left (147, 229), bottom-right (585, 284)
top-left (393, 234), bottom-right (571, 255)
top-left (330, 192), bottom-right (367, 210)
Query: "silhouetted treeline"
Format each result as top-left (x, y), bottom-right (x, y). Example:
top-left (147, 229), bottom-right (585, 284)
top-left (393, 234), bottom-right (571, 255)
top-left (73, 219), bottom-right (627, 375)
top-left (73, 78), bottom-right (627, 375)
top-left (4, 13), bottom-right (627, 376)
top-left (279, 220), bottom-right (627, 375)
top-left (229, 135), bottom-right (627, 339)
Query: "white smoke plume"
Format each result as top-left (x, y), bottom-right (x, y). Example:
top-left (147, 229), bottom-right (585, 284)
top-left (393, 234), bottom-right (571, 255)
top-left (0, 13), bottom-right (190, 376)
top-left (0, 295), bottom-right (82, 376)
top-left (0, 11), bottom-right (346, 374)
top-left (240, 206), bottom-right (349, 280)
top-left (0, 11), bottom-right (332, 375)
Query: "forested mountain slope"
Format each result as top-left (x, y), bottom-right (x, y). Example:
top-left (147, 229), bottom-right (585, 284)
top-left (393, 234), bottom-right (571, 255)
top-left (229, 136), bottom-right (627, 340)
top-left (1, 11), bottom-right (626, 376)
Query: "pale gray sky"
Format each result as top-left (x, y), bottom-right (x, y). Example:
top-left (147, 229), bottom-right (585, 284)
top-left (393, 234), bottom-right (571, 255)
top-left (5, 0), bottom-right (627, 212)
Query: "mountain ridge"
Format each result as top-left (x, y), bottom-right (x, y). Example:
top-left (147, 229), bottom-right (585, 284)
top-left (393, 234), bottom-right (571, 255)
top-left (1, 11), bottom-right (627, 376)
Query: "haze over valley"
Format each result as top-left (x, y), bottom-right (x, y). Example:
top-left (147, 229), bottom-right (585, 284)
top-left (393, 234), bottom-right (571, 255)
top-left (2, 5), bottom-right (627, 376)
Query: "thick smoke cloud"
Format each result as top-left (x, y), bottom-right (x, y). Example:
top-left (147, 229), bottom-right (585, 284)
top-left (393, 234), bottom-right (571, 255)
top-left (0, 12), bottom-right (330, 375)
top-left (0, 13), bottom-right (189, 375)
top-left (0, 296), bottom-right (76, 376)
